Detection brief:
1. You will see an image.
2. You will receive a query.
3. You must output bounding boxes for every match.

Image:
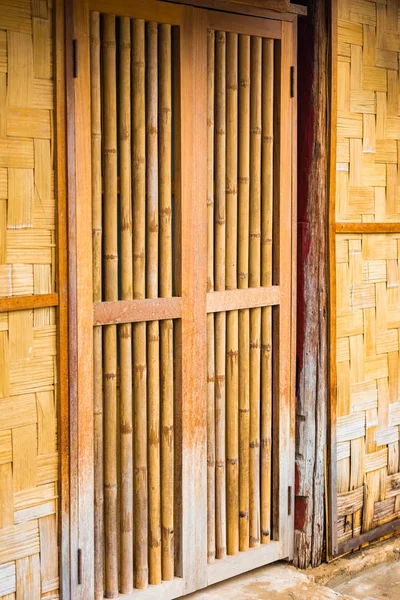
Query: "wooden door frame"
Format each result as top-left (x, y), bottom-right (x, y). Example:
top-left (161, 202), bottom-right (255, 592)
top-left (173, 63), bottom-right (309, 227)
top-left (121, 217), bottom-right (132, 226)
top-left (63, 1), bottom-right (297, 598)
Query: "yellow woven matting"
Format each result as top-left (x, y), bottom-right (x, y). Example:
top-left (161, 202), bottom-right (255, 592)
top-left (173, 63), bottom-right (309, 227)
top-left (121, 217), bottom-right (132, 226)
top-left (336, 0), bottom-right (400, 544)
top-left (337, 0), bottom-right (400, 223)
top-left (336, 233), bottom-right (400, 541)
top-left (0, 1), bottom-right (59, 598)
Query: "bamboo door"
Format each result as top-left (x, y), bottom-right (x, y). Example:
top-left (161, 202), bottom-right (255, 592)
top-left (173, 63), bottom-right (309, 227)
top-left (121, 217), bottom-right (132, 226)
top-left (69, 1), bottom-right (296, 598)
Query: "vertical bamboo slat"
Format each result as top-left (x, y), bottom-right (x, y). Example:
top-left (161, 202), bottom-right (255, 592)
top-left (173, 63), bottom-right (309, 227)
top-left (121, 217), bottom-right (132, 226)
top-left (249, 36), bottom-right (262, 549)
top-left (102, 14), bottom-right (118, 598)
top-left (119, 16), bottom-right (133, 594)
top-left (90, 12), bottom-right (103, 599)
top-left (215, 30), bottom-right (227, 561)
top-left (226, 31), bottom-right (239, 556)
top-left (146, 21), bottom-right (162, 586)
top-left (238, 34), bottom-right (250, 553)
top-left (159, 23), bottom-right (174, 581)
top-left (261, 38), bottom-right (274, 545)
top-left (132, 18), bottom-right (148, 590)
top-left (207, 29), bottom-right (216, 565)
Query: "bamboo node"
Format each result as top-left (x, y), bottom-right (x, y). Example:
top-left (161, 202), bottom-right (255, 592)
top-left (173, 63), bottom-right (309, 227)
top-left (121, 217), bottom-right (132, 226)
top-left (120, 423), bottom-right (133, 434)
top-left (119, 42), bottom-right (131, 50)
top-left (239, 78), bottom-right (250, 88)
top-left (207, 458), bottom-right (215, 467)
top-left (104, 148), bottom-right (117, 155)
top-left (134, 364), bottom-right (146, 376)
top-left (147, 124), bottom-right (158, 135)
top-left (227, 83), bottom-right (238, 91)
top-left (226, 349), bottom-right (238, 358)
top-left (261, 529), bottom-right (270, 537)
top-left (250, 536), bottom-right (260, 545)
top-left (216, 461), bottom-right (225, 469)
top-left (250, 440), bottom-right (260, 449)
top-left (207, 374), bottom-right (215, 383)
top-left (239, 407), bottom-right (250, 414)
top-left (207, 197), bottom-right (214, 206)
top-left (215, 216), bottom-right (226, 225)
top-left (216, 32), bottom-right (226, 43)
top-left (238, 271), bottom-right (248, 280)
top-left (134, 466), bottom-right (147, 474)
top-left (263, 135), bottom-right (273, 143)
top-left (239, 511), bottom-right (249, 518)
top-left (261, 343), bottom-right (272, 352)
top-left (226, 186), bottom-right (237, 195)
top-left (104, 253), bottom-right (118, 260)
top-left (251, 126), bottom-right (262, 135)
top-left (207, 118), bottom-right (214, 127)
top-left (238, 176), bottom-right (249, 184)
top-left (104, 373), bottom-right (117, 380)
top-left (250, 340), bottom-right (261, 349)
top-left (101, 41), bottom-right (116, 49)
top-left (227, 457), bottom-right (238, 465)
top-left (216, 128), bottom-right (225, 136)
top-left (160, 206), bottom-right (172, 216)
top-left (162, 526), bottom-right (174, 536)
top-left (249, 232), bottom-right (261, 239)
top-left (104, 483), bottom-right (117, 490)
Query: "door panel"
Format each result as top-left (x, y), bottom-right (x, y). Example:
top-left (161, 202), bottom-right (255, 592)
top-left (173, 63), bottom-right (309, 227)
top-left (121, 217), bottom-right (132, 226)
top-left (70, 1), bottom-right (295, 598)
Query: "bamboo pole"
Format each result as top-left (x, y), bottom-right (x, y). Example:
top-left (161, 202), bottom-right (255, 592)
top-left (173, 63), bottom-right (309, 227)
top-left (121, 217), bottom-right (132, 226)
top-left (207, 29), bottom-right (216, 565)
top-left (119, 16), bottom-right (133, 593)
top-left (238, 34), bottom-right (250, 553)
top-left (102, 14), bottom-right (118, 598)
top-left (159, 23), bottom-right (174, 581)
top-left (261, 37), bottom-right (274, 545)
top-left (146, 21), bottom-right (162, 586)
top-left (90, 12), bottom-right (103, 599)
top-left (226, 31), bottom-right (239, 556)
top-left (215, 30), bottom-right (227, 561)
top-left (132, 18), bottom-right (148, 589)
top-left (249, 36), bottom-right (262, 549)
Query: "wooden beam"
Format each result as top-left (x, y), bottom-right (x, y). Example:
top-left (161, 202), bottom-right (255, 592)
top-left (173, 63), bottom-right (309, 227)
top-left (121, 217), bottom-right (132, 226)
top-left (328, 0), bottom-right (338, 562)
top-left (0, 293), bottom-right (59, 313)
top-left (93, 297), bottom-right (182, 325)
top-left (294, 0), bottom-right (329, 569)
top-left (163, 0), bottom-right (306, 19)
top-left (207, 11), bottom-right (282, 38)
top-left (335, 222), bottom-right (400, 234)
top-left (337, 518), bottom-right (400, 556)
top-left (207, 286), bottom-right (281, 313)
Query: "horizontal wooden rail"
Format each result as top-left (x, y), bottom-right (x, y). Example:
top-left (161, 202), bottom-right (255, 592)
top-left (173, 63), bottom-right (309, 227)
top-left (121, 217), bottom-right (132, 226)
top-left (337, 517), bottom-right (400, 557)
top-left (207, 11), bottom-right (282, 38)
top-left (0, 293), bottom-right (59, 313)
top-left (335, 223), bottom-right (400, 234)
top-left (93, 297), bottom-right (182, 325)
top-left (206, 286), bottom-right (281, 313)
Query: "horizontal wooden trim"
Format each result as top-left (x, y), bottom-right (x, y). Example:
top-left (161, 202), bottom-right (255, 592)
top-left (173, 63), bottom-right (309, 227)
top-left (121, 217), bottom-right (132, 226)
top-left (337, 518), bottom-right (400, 557)
top-left (164, 0), bottom-right (305, 20)
top-left (115, 577), bottom-right (184, 599)
top-left (93, 297), bottom-right (182, 325)
top-left (0, 293), bottom-right (59, 313)
top-left (207, 10), bottom-right (282, 37)
top-left (207, 286), bottom-right (281, 313)
top-left (335, 223), bottom-right (400, 234)
top-left (207, 541), bottom-right (284, 586)
top-left (88, 0), bottom-right (183, 24)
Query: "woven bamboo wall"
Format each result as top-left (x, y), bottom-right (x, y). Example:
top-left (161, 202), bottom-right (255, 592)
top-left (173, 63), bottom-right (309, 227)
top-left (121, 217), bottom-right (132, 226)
top-left (336, 0), bottom-right (400, 545)
top-left (0, 1), bottom-right (59, 598)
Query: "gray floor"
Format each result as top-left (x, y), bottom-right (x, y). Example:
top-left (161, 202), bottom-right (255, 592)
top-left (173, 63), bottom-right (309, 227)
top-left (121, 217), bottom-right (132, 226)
top-left (330, 561), bottom-right (400, 600)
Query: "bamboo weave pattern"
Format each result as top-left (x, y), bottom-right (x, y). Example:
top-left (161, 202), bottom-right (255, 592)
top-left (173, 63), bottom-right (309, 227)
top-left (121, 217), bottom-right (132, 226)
top-left (336, 0), bottom-right (400, 544)
top-left (0, 1), bottom-right (58, 598)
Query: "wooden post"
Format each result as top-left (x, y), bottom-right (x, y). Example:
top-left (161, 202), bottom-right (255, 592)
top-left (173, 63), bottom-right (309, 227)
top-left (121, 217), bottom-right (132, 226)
top-left (295, 0), bottom-right (329, 569)
top-left (207, 28), bottom-right (216, 565)
top-left (90, 11), bottom-right (103, 598)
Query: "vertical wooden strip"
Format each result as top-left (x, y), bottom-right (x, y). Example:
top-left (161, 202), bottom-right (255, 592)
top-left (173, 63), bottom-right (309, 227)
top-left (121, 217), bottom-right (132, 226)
top-left (260, 38), bottom-right (274, 546)
top-left (119, 16), bottom-right (133, 595)
top-left (102, 15), bottom-right (118, 598)
top-left (159, 22), bottom-right (174, 582)
top-left (90, 11), bottom-right (103, 598)
top-left (179, 8), bottom-right (208, 592)
top-left (214, 30), bottom-right (227, 560)
top-left (207, 29), bottom-right (216, 565)
top-left (146, 21), bottom-right (162, 586)
top-left (132, 18), bottom-right (148, 590)
top-left (226, 31), bottom-right (239, 557)
top-left (249, 36), bottom-right (262, 549)
top-left (238, 34), bottom-right (250, 553)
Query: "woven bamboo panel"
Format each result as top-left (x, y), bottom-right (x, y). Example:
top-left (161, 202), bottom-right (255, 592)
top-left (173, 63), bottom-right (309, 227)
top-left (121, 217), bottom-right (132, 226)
top-left (337, 0), bottom-right (400, 223)
top-left (0, 1), bottom-right (59, 599)
top-left (0, 0), bottom-right (55, 299)
top-left (336, 232), bottom-right (400, 543)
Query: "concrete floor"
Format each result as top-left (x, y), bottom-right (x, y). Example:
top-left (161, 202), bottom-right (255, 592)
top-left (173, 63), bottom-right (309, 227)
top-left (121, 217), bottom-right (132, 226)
top-left (188, 535), bottom-right (400, 600)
